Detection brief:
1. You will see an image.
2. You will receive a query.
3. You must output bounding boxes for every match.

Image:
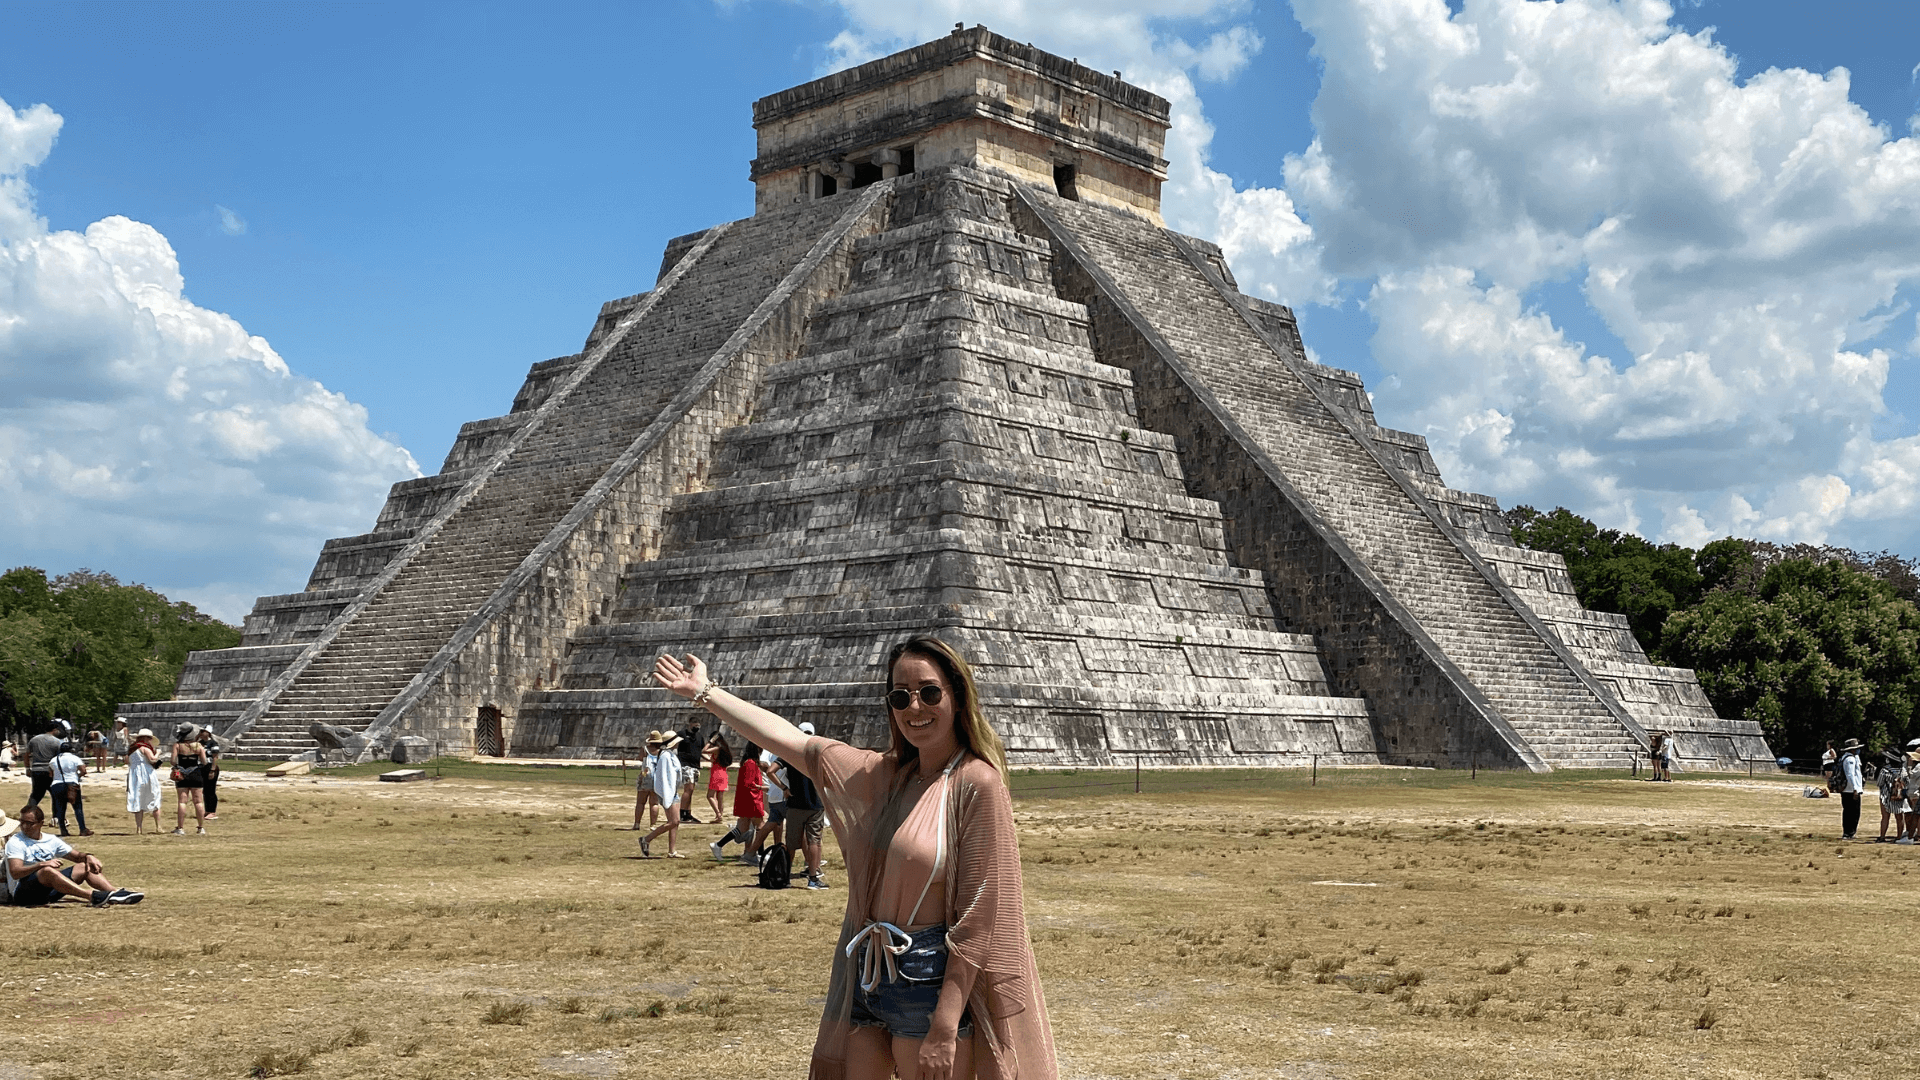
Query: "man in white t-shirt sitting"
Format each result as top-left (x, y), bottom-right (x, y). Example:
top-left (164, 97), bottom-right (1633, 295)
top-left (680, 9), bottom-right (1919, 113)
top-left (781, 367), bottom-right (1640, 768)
top-left (4, 804), bottom-right (142, 907)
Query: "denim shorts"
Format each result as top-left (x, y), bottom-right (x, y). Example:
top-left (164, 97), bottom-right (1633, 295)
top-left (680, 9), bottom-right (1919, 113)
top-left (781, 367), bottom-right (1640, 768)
top-left (849, 923), bottom-right (973, 1039)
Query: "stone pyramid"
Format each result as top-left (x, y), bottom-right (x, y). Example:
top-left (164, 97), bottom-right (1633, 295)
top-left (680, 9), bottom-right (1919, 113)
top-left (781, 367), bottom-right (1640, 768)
top-left (125, 27), bottom-right (1771, 772)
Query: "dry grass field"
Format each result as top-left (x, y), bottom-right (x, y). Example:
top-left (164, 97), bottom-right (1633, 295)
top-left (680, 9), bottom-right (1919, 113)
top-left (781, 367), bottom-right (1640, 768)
top-left (0, 760), bottom-right (1892, 1080)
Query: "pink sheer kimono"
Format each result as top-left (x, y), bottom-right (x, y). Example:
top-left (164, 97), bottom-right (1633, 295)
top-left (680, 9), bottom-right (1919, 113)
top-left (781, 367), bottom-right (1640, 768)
top-left (803, 736), bottom-right (1057, 1080)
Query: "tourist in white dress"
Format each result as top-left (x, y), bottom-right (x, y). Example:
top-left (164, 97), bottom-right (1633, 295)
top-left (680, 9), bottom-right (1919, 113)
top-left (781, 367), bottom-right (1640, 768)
top-left (125, 729), bottom-right (164, 834)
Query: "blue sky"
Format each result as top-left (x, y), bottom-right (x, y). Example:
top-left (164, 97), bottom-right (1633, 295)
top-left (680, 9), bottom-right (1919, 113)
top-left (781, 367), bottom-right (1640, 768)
top-left (2, 0), bottom-right (1918, 621)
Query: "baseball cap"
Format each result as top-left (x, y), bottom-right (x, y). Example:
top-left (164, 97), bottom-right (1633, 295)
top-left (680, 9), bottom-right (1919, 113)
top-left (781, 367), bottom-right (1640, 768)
top-left (797, 722), bottom-right (816, 735)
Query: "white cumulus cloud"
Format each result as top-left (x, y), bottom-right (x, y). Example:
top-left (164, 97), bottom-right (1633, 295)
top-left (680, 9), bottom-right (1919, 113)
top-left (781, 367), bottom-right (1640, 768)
top-left (0, 97), bottom-right (420, 622)
top-left (1287, 0), bottom-right (1920, 552)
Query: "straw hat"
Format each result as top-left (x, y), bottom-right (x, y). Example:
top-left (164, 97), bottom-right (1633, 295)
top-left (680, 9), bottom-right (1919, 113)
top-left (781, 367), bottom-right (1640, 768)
top-left (647, 730), bottom-right (681, 750)
top-left (135, 728), bottom-right (156, 742)
top-left (1843, 738), bottom-right (1864, 750)
top-left (0, 810), bottom-right (18, 839)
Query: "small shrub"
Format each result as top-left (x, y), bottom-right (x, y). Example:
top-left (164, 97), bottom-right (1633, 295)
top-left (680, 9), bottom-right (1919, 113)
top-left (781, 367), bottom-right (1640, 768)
top-left (558, 997), bottom-right (584, 1015)
top-left (482, 1002), bottom-right (530, 1026)
top-left (1694, 1005), bottom-right (1720, 1030)
top-left (250, 1049), bottom-right (312, 1077)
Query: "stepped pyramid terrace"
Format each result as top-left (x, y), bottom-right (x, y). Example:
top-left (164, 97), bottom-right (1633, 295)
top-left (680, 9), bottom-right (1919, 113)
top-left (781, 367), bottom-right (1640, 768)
top-left (122, 26), bottom-right (1772, 773)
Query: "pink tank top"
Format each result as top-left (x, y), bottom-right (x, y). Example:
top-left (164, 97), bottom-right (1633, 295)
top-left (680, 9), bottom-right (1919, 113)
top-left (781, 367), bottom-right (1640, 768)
top-left (872, 767), bottom-right (951, 928)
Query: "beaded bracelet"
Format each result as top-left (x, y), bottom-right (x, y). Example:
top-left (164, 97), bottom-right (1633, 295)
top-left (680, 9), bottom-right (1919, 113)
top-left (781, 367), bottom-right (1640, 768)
top-left (692, 681), bottom-right (718, 706)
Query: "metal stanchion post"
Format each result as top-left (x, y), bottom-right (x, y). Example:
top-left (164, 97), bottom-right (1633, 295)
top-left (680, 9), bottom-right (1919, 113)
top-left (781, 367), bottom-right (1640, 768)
top-left (1134, 759), bottom-right (1140, 794)
top-left (1311, 755), bottom-right (1318, 786)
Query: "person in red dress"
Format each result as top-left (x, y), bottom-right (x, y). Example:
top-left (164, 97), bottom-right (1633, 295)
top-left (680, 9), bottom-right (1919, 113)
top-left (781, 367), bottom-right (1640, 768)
top-left (709, 739), bottom-right (765, 864)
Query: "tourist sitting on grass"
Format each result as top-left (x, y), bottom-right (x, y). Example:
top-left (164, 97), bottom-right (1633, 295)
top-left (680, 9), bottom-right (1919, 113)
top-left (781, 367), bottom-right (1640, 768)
top-left (655, 636), bottom-right (1057, 1080)
top-left (4, 805), bottom-right (143, 907)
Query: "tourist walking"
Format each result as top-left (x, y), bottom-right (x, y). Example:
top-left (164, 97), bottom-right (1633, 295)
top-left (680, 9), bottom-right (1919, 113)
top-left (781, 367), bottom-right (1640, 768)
top-left (1839, 738), bottom-right (1866, 839)
top-left (751, 745), bottom-right (790, 862)
top-left (48, 745), bottom-right (90, 838)
top-left (111, 718), bottom-right (130, 763)
top-left (198, 727), bottom-right (223, 819)
top-left (711, 741), bottom-right (766, 865)
top-left (655, 636), bottom-right (1057, 1080)
top-left (704, 732), bottom-right (732, 825)
top-left (784, 721), bottom-right (829, 890)
top-left (676, 720), bottom-right (703, 823)
top-left (638, 730), bottom-right (685, 859)
top-left (24, 721), bottom-right (67, 808)
top-left (126, 730), bottom-right (163, 834)
top-left (0, 740), bottom-right (15, 773)
top-left (171, 724), bottom-right (211, 835)
top-left (631, 747), bottom-right (660, 831)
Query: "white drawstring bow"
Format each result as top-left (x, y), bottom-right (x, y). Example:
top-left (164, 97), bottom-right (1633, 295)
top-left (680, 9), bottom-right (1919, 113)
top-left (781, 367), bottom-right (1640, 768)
top-left (846, 921), bottom-right (916, 993)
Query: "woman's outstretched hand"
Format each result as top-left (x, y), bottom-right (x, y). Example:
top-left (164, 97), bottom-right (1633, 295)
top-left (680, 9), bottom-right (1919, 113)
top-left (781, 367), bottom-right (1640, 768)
top-left (653, 653), bottom-right (709, 699)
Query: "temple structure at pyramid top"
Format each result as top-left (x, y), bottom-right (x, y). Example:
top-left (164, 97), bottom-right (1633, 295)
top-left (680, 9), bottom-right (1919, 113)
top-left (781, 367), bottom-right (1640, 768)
top-left (123, 27), bottom-right (1772, 773)
top-left (751, 26), bottom-right (1170, 223)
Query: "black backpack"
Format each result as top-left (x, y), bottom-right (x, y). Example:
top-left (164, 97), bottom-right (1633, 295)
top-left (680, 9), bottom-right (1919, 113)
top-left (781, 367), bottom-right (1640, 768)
top-left (758, 843), bottom-right (792, 890)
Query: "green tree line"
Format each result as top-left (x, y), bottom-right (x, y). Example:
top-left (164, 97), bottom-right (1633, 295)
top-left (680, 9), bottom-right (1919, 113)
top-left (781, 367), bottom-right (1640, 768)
top-left (1505, 508), bottom-right (1920, 761)
top-left (0, 567), bottom-right (239, 736)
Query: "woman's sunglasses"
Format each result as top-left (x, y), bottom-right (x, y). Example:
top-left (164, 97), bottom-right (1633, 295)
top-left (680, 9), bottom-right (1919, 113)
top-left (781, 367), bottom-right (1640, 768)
top-left (886, 686), bottom-right (945, 711)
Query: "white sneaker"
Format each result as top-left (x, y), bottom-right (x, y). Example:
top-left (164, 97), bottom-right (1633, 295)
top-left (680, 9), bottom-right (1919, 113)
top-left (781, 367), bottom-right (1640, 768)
top-left (709, 841), bottom-right (725, 862)
top-left (740, 853), bottom-right (760, 867)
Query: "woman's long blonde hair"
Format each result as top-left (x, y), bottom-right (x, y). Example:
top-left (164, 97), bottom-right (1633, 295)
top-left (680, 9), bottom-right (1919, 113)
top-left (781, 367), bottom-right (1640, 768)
top-left (884, 636), bottom-right (1007, 779)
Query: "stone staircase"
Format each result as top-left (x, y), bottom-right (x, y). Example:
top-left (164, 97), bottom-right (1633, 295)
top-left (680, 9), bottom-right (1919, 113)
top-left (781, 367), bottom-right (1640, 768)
top-left (1024, 189), bottom-right (1645, 770)
top-left (223, 195), bottom-right (864, 758)
top-left (516, 168), bottom-right (1378, 765)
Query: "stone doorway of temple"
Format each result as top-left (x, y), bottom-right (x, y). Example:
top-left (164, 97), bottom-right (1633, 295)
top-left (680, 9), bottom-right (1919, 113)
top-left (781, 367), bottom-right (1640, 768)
top-left (475, 706), bottom-right (504, 757)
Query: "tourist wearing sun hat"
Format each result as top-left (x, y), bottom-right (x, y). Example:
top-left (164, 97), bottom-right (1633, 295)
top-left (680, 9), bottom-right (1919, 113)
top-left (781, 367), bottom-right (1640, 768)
top-left (638, 730), bottom-right (686, 859)
top-left (126, 729), bottom-right (165, 834)
top-left (1839, 739), bottom-right (1866, 839)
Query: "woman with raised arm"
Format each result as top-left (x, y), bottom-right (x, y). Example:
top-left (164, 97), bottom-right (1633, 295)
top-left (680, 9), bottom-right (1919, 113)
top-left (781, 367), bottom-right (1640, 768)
top-left (654, 637), bottom-right (1056, 1080)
